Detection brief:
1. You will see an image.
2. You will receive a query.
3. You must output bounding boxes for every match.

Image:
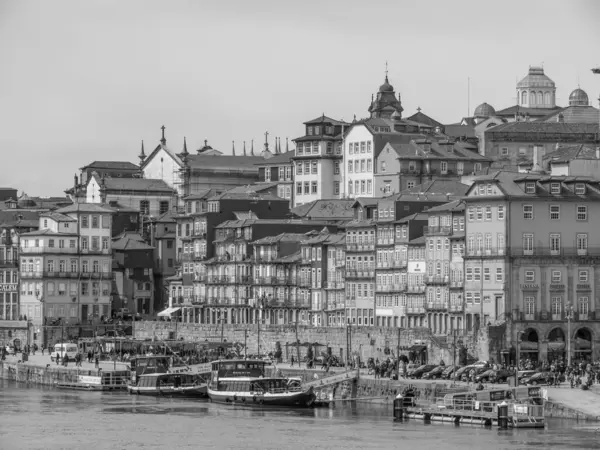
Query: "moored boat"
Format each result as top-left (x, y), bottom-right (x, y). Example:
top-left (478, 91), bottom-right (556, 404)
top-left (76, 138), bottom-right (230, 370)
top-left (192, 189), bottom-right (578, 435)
top-left (56, 370), bottom-right (130, 391)
top-left (127, 372), bottom-right (208, 397)
top-left (207, 359), bottom-right (315, 407)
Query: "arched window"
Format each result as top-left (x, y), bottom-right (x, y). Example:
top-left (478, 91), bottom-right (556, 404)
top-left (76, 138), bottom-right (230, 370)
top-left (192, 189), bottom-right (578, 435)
top-left (544, 92), bottom-right (551, 106)
top-left (537, 92), bottom-right (543, 105)
top-left (530, 91), bottom-right (536, 105)
top-left (522, 91), bottom-right (528, 104)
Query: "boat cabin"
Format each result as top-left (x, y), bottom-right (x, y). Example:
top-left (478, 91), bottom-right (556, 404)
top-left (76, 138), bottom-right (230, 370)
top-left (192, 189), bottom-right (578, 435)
top-left (215, 378), bottom-right (297, 394)
top-left (136, 373), bottom-right (202, 389)
top-left (211, 360), bottom-right (267, 379)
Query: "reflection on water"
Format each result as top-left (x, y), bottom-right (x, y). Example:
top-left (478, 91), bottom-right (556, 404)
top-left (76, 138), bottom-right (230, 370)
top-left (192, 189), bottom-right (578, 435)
top-left (1, 379), bottom-right (599, 450)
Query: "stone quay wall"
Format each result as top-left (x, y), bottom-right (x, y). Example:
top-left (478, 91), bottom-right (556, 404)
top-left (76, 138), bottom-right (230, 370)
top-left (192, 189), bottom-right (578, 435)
top-left (0, 361), bottom-right (101, 386)
top-left (133, 321), bottom-right (481, 363)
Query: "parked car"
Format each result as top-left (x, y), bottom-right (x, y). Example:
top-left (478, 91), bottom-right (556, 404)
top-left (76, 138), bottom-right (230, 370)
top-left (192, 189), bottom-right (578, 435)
top-left (412, 364), bottom-right (438, 379)
top-left (489, 369), bottom-right (514, 383)
top-left (461, 366), bottom-right (488, 382)
top-left (422, 365), bottom-right (445, 380)
top-left (442, 365), bottom-right (458, 379)
top-left (474, 369), bottom-right (495, 383)
top-left (406, 363), bottom-right (419, 377)
top-left (525, 371), bottom-right (555, 385)
top-left (517, 370), bottom-right (537, 385)
top-left (452, 365), bottom-right (473, 381)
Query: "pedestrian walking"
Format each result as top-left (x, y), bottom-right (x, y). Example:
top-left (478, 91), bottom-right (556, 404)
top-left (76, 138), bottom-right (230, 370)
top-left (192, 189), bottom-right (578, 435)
top-left (290, 355), bottom-right (294, 367)
top-left (55, 352), bottom-right (60, 366)
top-left (41, 345), bottom-right (45, 356)
top-left (95, 355), bottom-right (99, 369)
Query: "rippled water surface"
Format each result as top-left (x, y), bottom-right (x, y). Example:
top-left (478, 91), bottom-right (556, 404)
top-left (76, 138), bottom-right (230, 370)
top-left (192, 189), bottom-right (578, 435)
top-left (1, 380), bottom-right (598, 449)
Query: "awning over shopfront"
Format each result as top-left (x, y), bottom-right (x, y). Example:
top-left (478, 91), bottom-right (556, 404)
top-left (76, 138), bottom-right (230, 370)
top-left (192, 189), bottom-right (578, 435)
top-left (409, 345), bottom-right (427, 352)
top-left (157, 307), bottom-right (182, 317)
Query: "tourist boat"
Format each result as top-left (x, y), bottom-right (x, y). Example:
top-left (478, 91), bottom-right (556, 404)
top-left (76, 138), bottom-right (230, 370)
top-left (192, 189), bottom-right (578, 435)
top-left (56, 370), bottom-right (130, 391)
top-left (127, 372), bottom-right (208, 397)
top-left (207, 359), bottom-right (315, 407)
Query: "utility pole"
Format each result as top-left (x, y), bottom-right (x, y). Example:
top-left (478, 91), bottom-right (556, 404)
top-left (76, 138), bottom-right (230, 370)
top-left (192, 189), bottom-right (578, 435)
top-left (257, 318), bottom-right (261, 357)
top-left (295, 320), bottom-right (301, 367)
top-left (396, 327), bottom-right (400, 372)
top-left (113, 320), bottom-right (117, 371)
top-left (566, 303), bottom-right (574, 366)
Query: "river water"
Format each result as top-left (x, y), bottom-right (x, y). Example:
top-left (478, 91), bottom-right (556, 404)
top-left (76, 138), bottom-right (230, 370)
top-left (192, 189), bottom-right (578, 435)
top-left (0, 380), bottom-right (598, 450)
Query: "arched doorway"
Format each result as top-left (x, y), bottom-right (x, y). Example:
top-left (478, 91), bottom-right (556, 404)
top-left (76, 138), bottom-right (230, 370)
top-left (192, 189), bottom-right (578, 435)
top-left (574, 328), bottom-right (593, 363)
top-left (547, 327), bottom-right (566, 363)
top-left (519, 328), bottom-right (539, 365)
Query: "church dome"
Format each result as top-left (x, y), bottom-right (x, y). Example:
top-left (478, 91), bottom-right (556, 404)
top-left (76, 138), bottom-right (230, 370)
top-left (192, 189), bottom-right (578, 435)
top-left (569, 88), bottom-right (589, 106)
top-left (474, 102), bottom-right (496, 118)
top-left (379, 76), bottom-right (394, 93)
top-left (517, 66), bottom-right (555, 89)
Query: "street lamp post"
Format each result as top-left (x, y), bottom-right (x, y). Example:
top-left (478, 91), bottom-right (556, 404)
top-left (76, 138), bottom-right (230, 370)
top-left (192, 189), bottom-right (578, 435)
top-left (515, 330), bottom-right (524, 386)
top-left (566, 303), bottom-right (574, 366)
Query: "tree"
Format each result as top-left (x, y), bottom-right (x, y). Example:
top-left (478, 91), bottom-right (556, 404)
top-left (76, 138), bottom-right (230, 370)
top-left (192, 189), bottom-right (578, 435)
top-left (274, 341), bottom-right (282, 362)
top-left (306, 345), bottom-right (314, 363)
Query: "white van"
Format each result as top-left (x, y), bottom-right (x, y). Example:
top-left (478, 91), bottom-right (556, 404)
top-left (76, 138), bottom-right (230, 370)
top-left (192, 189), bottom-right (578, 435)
top-left (51, 343), bottom-right (78, 362)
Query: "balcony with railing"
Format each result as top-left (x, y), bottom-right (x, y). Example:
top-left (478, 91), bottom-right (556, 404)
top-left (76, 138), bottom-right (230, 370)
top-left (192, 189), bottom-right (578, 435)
top-left (192, 252), bottom-right (207, 261)
top-left (449, 304), bottom-right (464, 313)
top-left (424, 275), bottom-right (449, 284)
top-left (406, 285), bottom-right (426, 294)
top-left (426, 302), bottom-right (448, 311)
top-left (449, 280), bottom-right (464, 289)
top-left (465, 247), bottom-right (506, 258)
top-left (345, 270), bottom-right (375, 279)
top-left (207, 275), bottom-right (237, 284)
top-left (392, 260), bottom-right (407, 268)
top-left (325, 281), bottom-right (345, 290)
top-left (424, 226), bottom-right (452, 236)
top-left (376, 238), bottom-right (395, 246)
top-left (376, 260), bottom-right (393, 269)
top-left (236, 275), bottom-right (254, 284)
top-left (21, 246), bottom-right (79, 255)
top-left (405, 306), bottom-right (426, 315)
top-left (80, 248), bottom-right (111, 255)
top-left (509, 246), bottom-right (600, 258)
top-left (346, 242), bottom-right (375, 252)
top-left (0, 259), bottom-right (18, 267)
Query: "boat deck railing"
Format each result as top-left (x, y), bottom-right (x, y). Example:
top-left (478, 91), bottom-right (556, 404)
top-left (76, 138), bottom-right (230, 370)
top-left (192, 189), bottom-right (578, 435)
top-left (435, 398), bottom-right (544, 418)
top-left (153, 382), bottom-right (203, 389)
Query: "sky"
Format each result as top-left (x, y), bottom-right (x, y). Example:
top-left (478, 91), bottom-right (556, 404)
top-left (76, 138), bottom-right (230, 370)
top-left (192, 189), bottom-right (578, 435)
top-left (1, 0), bottom-right (599, 196)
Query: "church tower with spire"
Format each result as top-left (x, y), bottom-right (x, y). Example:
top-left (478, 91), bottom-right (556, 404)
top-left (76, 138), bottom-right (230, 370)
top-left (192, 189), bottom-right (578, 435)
top-left (368, 70), bottom-right (404, 119)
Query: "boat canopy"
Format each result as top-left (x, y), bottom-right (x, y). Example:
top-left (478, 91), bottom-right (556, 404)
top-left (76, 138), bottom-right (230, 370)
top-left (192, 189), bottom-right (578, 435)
top-left (158, 307), bottom-right (182, 317)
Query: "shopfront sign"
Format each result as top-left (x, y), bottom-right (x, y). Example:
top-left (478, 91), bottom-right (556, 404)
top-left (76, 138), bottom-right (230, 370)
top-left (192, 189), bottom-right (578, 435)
top-left (0, 284), bottom-right (17, 292)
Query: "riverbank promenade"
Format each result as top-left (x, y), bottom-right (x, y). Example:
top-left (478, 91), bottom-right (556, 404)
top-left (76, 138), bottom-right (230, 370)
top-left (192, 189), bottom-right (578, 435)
top-left (3, 353), bottom-right (130, 372)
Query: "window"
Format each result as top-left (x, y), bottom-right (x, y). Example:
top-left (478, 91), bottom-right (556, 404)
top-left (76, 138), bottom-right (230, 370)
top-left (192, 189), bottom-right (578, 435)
top-left (457, 162), bottom-right (464, 175)
top-left (140, 200), bottom-right (150, 215)
top-left (367, 160), bottom-right (372, 172)
top-left (476, 207), bottom-right (483, 221)
top-left (159, 201), bottom-right (169, 214)
top-left (551, 297), bottom-right (562, 315)
top-left (577, 234), bottom-right (588, 254)
top-left (297, 162), bottom-right (303, 175)
top-left (48, 239), bottom-right (54, 248)
top-left (334, 182), bottom-right (340, 195)
top-left (579, 269), bottom-right (589, 282)
top-left (496, 268), bottom-right (503, 282)
top-left (367, 180), bottom-right (372, 194)
top-left (303, 182), bottom-right (309, 194)
top-left (579, 297), bottom-right (589, 315)
top-left (91, 215), bottom-right (99, 228)
top-left (550, 183), bottom-right (560, 194)
top-left (347, 180), bottom-right (353, 195)
top-left (296, 182), bottom-right (302, 195)
top-left (347, 160), bottom-right (353, 173)
top-left (314, 126), bottom-right (320, 135)
top-left (551, 271), bottom-right (561, 283)
top-left (380, 161), bottom-right (386, 172)
top-left (549, 205), bottom-right (560, 220)
top-left (360, 160), bottom-right (365, 173)
top-left (523, 205), bottom-right (533, 219)
top-left (311, 161), bottom-right (318, 174)
top-left (81, 216), bottom-right (89, 228)
top-left (360, 142), bottom-right (366, 153)
top-left (497, 205), bottom-right (504, 220)
top-left (485, 206), bottom-right (492, 221)
top-left (334, 161), bottom-right (340, 174)
top-left (576, 206), bottom-right (587, 221)
top-left (484, 268), bottom-right (490, 281)
top-left (501, 147), bottom-right (508, 156)
top-left (473, 293), bottom-right (481, 304)
top-left (519, 147), bottom-right (527, 156)
top-left (102, 237), bottom-right (109, 250)
top-left (440, 161), bottom-right (447, 174)
top-left (407, 181), bottom-right (415, 189)
top-left (575, 183), bottom-right (586, 195)
top-left (311, 181), bottom-right (317, 194)
top-left (525, 182), bottom-right (535, 194)
top-left (550, 234), bottom-right (561, 253)
top-left (525, 296), bottom-right (535, 315)
top-left (525, 270), bottom-right (535, 282)
top-left (91, 236), bottom-right (99, 250)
